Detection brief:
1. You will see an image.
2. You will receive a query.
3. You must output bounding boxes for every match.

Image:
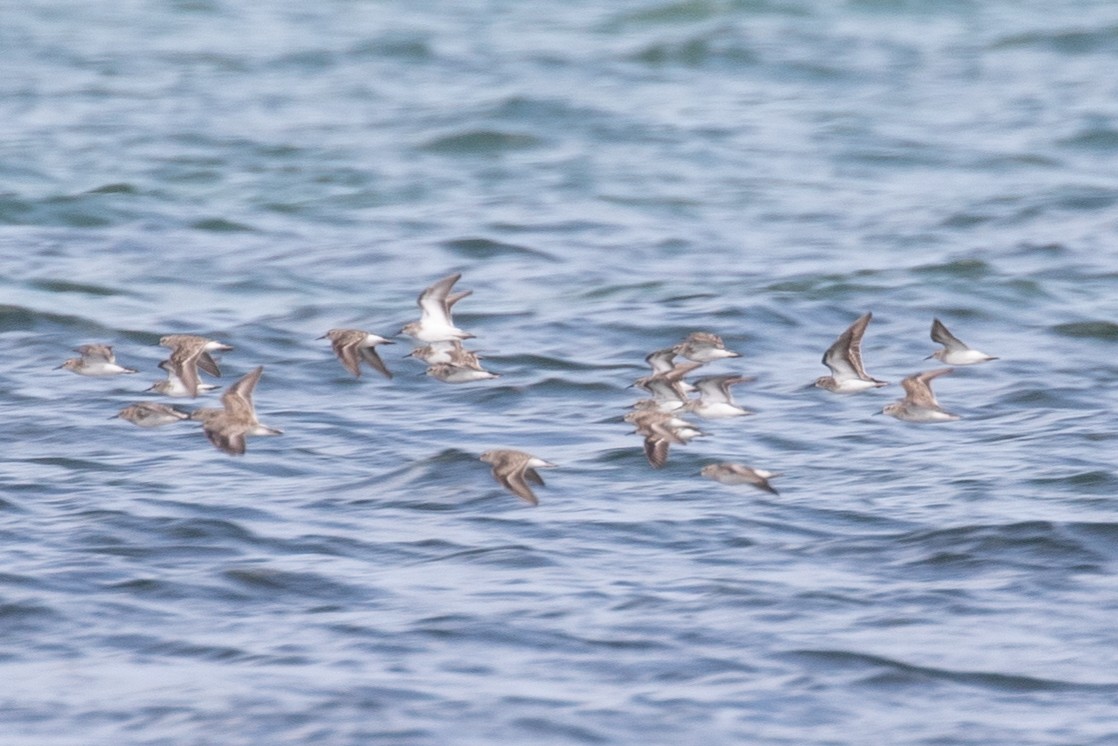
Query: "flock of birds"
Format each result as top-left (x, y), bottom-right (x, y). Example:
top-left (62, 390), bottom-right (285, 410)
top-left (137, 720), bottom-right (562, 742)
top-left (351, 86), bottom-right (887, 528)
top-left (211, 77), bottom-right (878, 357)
top-left (56, 273), bottom-right (998, 505)
top-left (621, 311), bottom-right (998, 496)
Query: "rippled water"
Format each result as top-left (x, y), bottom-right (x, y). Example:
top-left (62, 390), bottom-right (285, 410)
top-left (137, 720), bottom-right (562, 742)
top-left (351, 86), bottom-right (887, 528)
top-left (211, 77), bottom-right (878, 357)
top-left (5, 1), bottom-right (1118, 743)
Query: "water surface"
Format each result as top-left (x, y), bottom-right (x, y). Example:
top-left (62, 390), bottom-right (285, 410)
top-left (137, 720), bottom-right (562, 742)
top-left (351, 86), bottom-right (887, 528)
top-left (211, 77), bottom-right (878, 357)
top-left (3, 1), bottom-right (1118, 743)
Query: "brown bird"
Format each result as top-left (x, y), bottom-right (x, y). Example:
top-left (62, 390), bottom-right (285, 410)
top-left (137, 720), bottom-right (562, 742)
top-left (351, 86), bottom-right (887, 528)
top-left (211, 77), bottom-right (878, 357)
top-left (880, 368), bottom-right (959, 423)
top-left (479, 449), bottom-right (556, 505)
top-left (814, 312), bottom-right (888, 393)
top-left (927, 318), bottom-right (998, 365)
top-left (320, 328), bottom-right (394, 379)
top-left (701, 463), bottom-right (782, 495)
top-left (190, 365), bottom-right (282, 455)
top-left (158, 334), bottom-right (233, 397)
top-left (625, 409), bottom-right (702, 469)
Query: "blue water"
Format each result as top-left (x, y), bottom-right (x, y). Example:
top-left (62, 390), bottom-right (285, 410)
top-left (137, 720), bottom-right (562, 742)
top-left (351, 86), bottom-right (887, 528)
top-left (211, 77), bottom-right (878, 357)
top-left (4, 1), bottom-right (1118, 743)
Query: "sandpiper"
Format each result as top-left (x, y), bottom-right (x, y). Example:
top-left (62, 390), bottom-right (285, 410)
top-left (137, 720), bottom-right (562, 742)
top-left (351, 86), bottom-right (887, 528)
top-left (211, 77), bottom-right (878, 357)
top-left (815, 312), bottom-right (888, 393)
top-left (193, 365), bottom-right (282, 455)
top-left (927, 318), bottom-right (998, 365)
top-left (148, 360), bottom-right (220, 397)
top-left (700, 463), bottom-right (781, 494)
top-left (400, 273), bottom-right (476, 343)
top-left (158, 334), bottom-right (232, 397)
top-left (407, 340), bottom-right (456, 365)
top-left (626, 409), bottom-right (702, 469)
top-left (881, 367), bottom-right (960, 422)
top-left (633, 361), bottom-right (703, 412)
top-left (644, 348), bottom-right (697, 393)
top-left (409, 339), bottom-right (486, 369)
top-left (673, 332), bottom-right (741, 362)
top-left (113, 402), bottom-right (190, 428)
top-left (625, 408), bottom-right (703, 441)
top-left (56, 344), bottom-right (138, 376)
top-left (425, 362), bottom-right (498, 383)
top-left (684, 374), bottom-right (754, 419)
top-left (320, 328), bottom-right (394, 379)
top-left (479, 449), bottom-right (556, 506)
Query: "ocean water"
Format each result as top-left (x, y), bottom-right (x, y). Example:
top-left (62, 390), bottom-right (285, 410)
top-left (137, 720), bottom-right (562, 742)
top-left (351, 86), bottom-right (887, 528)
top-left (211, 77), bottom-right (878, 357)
top-left (4, 1), bottom-right (1118, 743)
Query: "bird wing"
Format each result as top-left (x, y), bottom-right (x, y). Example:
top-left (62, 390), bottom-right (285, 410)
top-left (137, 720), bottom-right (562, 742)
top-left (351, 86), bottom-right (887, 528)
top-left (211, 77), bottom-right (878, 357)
top-left (901, 367), bottom-right (952, 407)
top-left (76, 344), bottom-right (115, 362)
top-left (694, 375), bottom-right (750, 403)
top-left (496, 467), bottom-right (539, 505)
top-left (446, 289), bottom-right (472, 310)
top-left (222, 366), bottom-right (263, 420)
top-left (417, 273), bottom-right (462, 326)
top-left (197, 351), bottom-right (223, 378)
top-left (754, 475), bottom-right (780, 495)
top-left (359, 346), bottom-right (392, 379)
top-left (930, 318), bottom-right (968, 351)
top-left (167, 353), bottom-right (201, 397)
top-left (824, 312), bottom-right (882, 383)
top-left (643, 436), bottom-right (671, 469)
top-left (733, 465), bottom-right (780, 495)
top-left (644, 348), bottom-right (677, 375)
top-left (334, 337), bottom-right (363, 377)
top-left (205, 421), bottom-right (247, 456)
top-left (637, 376), bottom-right (687, 405)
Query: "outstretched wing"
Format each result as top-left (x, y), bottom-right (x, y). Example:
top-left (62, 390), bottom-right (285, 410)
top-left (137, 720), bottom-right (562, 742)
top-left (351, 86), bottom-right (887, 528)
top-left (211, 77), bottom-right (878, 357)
top-left (417, 273), bottom-right (462, 326)
top-left (930, 318), bottom-right (968, 352)
top-left (901, 367), bottom-right (952, 407)
top-left (359, 346), bottom-right (392, 379)
top-left (496, 467), bottom-right (539, 505)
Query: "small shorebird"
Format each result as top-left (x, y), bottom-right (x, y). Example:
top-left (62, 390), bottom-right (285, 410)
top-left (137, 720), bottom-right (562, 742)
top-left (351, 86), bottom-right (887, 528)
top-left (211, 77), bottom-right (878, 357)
top-left (320, 328), bottom-right (394, 379)
top-left (633, 361), bottom-right (703, 412)
top-left (479, 449), bottom-right (556, 506)
top-left (407, 340), bottom-right (455, 365)
top-left (191, 365), bottom-right (282, 455)
top-left (927, 318), bottom-right (998, 365)
top-left (881, 367), bottom-right (960, 422)
top-left (56, 344), bottom-right (138, 376)
top-left (113, 402), bottom-right (190, 428)
top-left (424, 362), bottom-right (498, 383)
top-left (408, 339), bottom-right (486, 369)
top-left (148, 360), bottom-right (219, 397)
top-left (815, 312), bottom-right (888, 393)
top-left (158, 334), bottom-right (232, 397)
top-left (644, 348), bottom-right (697, 393)
top-left (673, 331), bottom-right (740, 363)
top-left (626, 409), bottom-right (702, 469)
top-left (400, 273), bottom-right (476, 343)
top-left (700, 463), bottom-right (781, 495)
top-left (684, 374), bottom-right (754, 419)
